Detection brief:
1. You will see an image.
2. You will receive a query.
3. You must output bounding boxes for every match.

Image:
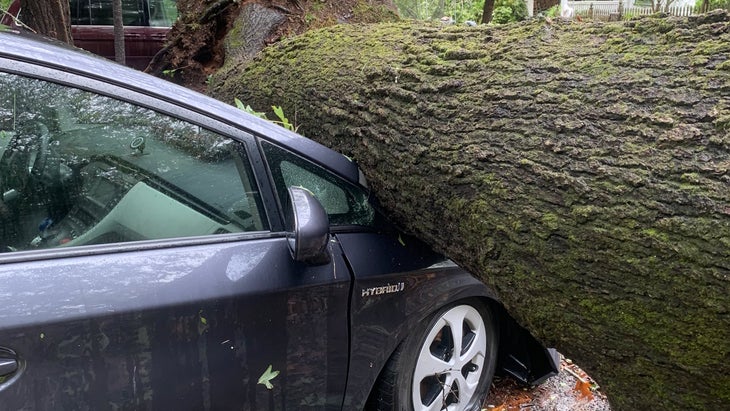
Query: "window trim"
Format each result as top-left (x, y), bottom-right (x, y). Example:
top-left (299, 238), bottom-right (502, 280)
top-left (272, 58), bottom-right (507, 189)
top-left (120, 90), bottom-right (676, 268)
top-left (258, 139), bottom-right (376, 232)
top-left (0, 230), bottom-right (276, 264)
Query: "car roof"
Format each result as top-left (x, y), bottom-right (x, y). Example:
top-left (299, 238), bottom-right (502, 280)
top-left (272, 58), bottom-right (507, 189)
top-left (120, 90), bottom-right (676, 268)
top-left (0, 30), bottom-right (365, 186)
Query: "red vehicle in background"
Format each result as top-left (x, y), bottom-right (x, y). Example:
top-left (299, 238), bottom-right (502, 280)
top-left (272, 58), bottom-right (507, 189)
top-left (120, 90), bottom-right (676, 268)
top-left (1, 0), bottom-right (177, 70)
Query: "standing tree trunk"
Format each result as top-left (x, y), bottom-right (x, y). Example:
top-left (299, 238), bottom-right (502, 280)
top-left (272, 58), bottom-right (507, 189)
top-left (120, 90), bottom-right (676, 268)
top-left (19, 0), bottom-right (72, 44)
top-left (112, 0), bottom-right (125, 64)
top-left (481, 0), bottom-right (495, 23)
top-left (211, 12), bottom-right (730, 411)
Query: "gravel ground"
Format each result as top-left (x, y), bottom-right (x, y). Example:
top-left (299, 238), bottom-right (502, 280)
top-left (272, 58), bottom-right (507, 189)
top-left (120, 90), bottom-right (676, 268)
top-left (483, 355), bottom-right (612, 411)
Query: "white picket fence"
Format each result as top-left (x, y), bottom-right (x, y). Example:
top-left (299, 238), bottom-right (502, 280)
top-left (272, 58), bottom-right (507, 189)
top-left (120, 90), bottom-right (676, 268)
top-left (566, 1), bottom-right (699, 20)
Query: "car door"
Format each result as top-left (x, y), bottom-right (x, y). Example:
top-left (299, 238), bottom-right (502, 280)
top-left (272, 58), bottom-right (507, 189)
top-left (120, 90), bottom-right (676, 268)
top-left (0, 67), bottom-right (349, 410)
top-left (259, 140), bottom-right (490, 409)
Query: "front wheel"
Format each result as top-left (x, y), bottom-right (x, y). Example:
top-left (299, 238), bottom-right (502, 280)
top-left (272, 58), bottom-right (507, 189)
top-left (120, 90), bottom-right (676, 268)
top-left (369, 299), bottom-right (498, 411)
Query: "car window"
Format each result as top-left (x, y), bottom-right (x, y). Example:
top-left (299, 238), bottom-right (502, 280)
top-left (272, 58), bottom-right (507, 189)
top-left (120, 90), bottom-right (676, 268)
top-left (261, 141), bottom-right (374, 228)
top-left (0, 72), bottom-right (267, 253)
top-left (148, 0), bottom-right (177, 26)
top-left (70, 0), bottom-right (178, 27)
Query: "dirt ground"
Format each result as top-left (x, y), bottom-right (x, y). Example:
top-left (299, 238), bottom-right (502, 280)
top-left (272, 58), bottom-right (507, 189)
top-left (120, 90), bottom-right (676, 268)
top-left (483, 355), bottom-right (612, 411)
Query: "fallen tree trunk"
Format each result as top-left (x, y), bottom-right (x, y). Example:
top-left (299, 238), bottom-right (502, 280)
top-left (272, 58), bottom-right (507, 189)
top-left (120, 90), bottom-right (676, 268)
top-left (146, 0), bottom-right (398, 88)
top-left (211, 12), bottom-right (730, 410)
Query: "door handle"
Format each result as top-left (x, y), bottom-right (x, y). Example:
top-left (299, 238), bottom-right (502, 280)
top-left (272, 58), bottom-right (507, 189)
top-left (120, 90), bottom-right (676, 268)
top-left (0, 357), bottom-right (17, 376)
top-left (0, 347), bottom-right (18, 377)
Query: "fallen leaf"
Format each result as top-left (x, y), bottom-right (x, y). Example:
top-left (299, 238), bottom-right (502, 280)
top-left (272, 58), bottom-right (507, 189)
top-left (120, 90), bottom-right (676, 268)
top-left (574, 379), bottom-right (594, 400)
top-left (258, 364), bottom-right (280, 390)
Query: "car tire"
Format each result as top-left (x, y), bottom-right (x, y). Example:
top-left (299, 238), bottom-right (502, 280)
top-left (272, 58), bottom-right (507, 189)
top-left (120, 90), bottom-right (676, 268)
top-left (368, 299), bottom-right (498, 411)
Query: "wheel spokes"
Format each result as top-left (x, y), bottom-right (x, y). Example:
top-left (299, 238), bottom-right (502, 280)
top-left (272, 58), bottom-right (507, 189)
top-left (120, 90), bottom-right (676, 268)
top-left (454, 371), bottom-right (477, 405)
top-left (441, 307), bottom-right (467, 358)
top-left (420, 374), bottom-right (450, 411)
top-left (413, 305), bottom-right (490, 410)
top-left (414, 343), bottom-right (451, 385)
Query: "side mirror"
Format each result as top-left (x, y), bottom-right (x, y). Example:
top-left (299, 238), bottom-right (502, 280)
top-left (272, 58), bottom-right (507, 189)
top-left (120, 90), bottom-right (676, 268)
top-left (286, 186), bottom-right (331, 265)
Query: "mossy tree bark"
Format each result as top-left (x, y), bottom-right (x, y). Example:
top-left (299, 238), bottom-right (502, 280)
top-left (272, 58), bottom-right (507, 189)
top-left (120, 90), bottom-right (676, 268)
top-left (211, 12), bottom-right (730, 410)
top-left (147, 0), bottom-right (398, 88)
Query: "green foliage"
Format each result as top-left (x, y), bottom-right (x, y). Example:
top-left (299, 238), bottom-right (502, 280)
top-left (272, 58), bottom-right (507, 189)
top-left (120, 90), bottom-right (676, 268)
top-left (395, 0), bottom-right (485, 23)
top-left (234, 98), bottom-right (298, 132)
top-left (544, 5), bottom-right (561, 18)
top-left (162, 66), bottom-right (188, 78)
top-left (234, 98), bottom-right (267, 119)
top-left (450, 0), bottom-right (486, 23)
top-left (271, 105), bottom-right (297, 132)
top-left (492, 6), bottom-right (513, 23)
top-left (491, 0), bottom-right (528, 23)
top-left (694, 0), bottom-right (730, 11)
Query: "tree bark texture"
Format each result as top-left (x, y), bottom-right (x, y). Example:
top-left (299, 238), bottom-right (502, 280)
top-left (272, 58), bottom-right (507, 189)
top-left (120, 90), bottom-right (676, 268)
top-left (481, 0), bottom-right (495, 24)
top-left (211, 12), bottom-right (730, 410)
top-left (112, 0), bottom-right (125, 64)
top-left (19, 0), bottom-right (72, 44)
top-left (147, 0), bottom-right (398, 89)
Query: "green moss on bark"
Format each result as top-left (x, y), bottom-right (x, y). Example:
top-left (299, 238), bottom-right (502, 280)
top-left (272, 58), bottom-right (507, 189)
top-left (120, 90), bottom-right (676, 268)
top-left (211, 11), bottom-right (730, 411)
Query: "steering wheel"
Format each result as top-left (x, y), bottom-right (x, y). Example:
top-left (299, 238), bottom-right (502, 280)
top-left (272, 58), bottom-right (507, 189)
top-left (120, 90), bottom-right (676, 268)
top-left (0, 121), bottom-right (51, 204)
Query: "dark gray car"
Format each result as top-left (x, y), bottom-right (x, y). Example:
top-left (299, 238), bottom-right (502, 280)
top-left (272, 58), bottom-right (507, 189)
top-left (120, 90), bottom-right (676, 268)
top-left (0, 31), bottom-right (557, 410)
